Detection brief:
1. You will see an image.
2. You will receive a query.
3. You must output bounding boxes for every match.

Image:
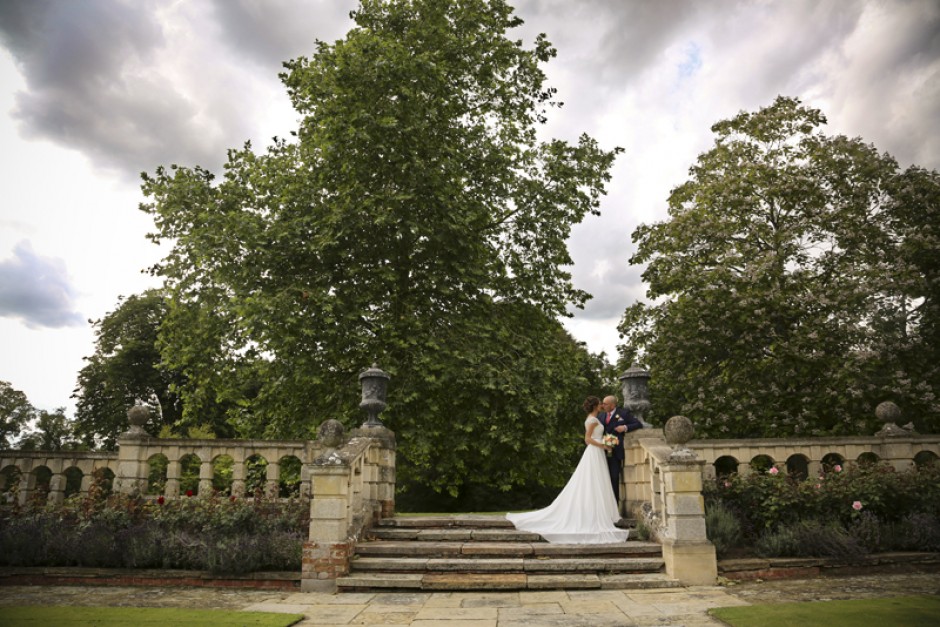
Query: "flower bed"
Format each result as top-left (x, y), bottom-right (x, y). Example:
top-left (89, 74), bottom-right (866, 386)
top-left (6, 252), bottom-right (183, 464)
top-left (704, 461), bottom-right (940, 559)
top-left (0, 471), bottom-right (309, 575)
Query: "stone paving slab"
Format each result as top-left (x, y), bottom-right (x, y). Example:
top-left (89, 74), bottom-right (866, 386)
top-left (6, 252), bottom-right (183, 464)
top-left (3, 573), bottom-right (938, 626)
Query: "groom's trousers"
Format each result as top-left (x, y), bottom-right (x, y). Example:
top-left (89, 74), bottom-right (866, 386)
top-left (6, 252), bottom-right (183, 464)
top-left (606, 454), bottom-right (621, 504)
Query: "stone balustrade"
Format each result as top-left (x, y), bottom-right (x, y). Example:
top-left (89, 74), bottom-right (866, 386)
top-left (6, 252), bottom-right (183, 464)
top-left (0, 438), bottom-right (310, 505)
top-left (690, 434), bottom-right (940, 479)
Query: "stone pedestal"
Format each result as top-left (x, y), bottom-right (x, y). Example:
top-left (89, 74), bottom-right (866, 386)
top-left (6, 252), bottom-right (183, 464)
top-left (659, 459), bottom-right (717, 585)
top-left (303, 464), bottom-right (353, 592)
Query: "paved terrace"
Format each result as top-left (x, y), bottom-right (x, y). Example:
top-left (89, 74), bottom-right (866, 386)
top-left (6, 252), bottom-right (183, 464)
top-left (1, 573), bottom-right (938, 626)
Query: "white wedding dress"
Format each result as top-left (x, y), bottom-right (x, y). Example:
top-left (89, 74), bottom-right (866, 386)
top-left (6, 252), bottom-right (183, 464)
top-left (506, 416), bottom-right (629, 543)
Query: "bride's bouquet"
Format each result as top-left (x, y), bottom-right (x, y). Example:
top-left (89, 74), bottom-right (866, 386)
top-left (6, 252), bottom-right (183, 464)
top-left (602, 434), bottom-right (619, 456)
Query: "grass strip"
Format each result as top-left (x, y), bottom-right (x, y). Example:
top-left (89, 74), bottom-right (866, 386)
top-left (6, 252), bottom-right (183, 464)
top-left (709, 595), bottom-right (940, 627)
top-left (0, 606), bottom-right (304, 626)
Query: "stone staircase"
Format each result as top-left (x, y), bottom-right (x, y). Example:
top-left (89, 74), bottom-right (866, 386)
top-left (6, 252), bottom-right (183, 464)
top-left (336, 515), bottom-right (682, 592)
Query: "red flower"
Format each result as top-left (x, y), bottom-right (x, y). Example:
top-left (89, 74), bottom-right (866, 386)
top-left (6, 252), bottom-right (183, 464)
top-left (157, 496), bottom-right (165, 505)
top-left (186, 490), bottom-right (194, 497)
top-left (230, 495), bottom-right (237, 502)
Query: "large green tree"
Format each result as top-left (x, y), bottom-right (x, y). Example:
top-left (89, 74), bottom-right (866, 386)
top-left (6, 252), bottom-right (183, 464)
top-left (142, 0), bottom-right (619, 498)
top-left (72, 290), bottom-right (182, 448)
top-left (72, 290), bottom-right (238, 449)
top-left (17, 408), bottom-right (81, 451)
top-left (619, 96), bottom-right (939, 437)
top-left (0, 381), bottom-right (33, 448)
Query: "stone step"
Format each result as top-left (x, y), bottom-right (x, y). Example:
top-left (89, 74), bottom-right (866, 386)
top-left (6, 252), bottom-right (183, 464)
top-left (336, 571), bottom-right (682, 592)
top-left (355, 540), bottom-right (662, 559)
top-left (375, 515), bottom-right (515, 528)
top-left (349, 556), bottom-right (665, 574)
top-left (374, 515), bottom-right (637, 530)
top-left (366, 527), bottom-right (550, 542)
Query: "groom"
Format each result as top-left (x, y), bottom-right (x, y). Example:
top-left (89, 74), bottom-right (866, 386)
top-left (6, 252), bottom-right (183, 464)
top-left (600, 395), bottom-right (643, 503)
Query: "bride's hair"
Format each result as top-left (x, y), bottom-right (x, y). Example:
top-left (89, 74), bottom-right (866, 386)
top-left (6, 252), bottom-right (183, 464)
top-left (582, 396), bottom-right (600, 414)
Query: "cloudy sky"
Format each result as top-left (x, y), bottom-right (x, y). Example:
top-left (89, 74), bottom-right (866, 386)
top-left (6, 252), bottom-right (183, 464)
top-left (1, 0), bottom-right (938, 413)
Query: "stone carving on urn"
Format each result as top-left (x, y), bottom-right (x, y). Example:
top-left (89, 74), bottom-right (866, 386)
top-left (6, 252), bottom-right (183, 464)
top-left (620, 364), bottom-right (652, 426)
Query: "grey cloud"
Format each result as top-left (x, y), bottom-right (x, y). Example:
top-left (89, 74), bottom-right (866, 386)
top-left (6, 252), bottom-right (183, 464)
top-left (210, 0), bottom-right (353, 72)
top-left (0, 0), bottom-right (263, 179)
top-left (0, 241), bottom-right (84, 329)
top-left (826, 0), bottom-right (940, 169)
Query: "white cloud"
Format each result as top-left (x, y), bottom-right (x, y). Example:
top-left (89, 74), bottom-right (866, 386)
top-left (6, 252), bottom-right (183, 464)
top-left (0, 241), bottom-right (84, 329)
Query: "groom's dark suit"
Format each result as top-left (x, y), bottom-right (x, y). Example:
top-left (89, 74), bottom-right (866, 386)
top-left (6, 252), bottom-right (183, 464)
top-left (600, 406), bottom-right (642, 503)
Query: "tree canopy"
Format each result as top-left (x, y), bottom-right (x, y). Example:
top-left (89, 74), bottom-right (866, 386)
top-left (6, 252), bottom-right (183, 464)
top-left (0, 381), bottom-right (32, 448)
top-left (71, 290), bottom-right (237, 449)
top-left (619, 96), bottom-right (940, 437)
top-left (141, 0), bottom-right (619, 499)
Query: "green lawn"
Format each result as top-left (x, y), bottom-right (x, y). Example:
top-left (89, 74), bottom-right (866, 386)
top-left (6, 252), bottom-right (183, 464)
top-left (709, 595), bottom-right (940, 627)
top-left (0, 606), bottom-right (303, 626)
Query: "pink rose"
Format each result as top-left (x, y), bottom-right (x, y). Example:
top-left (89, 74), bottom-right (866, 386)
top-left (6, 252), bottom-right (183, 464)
top-left (723, 481), bottom-right (731, 488)
top-left (768, 467), bottom-right (779, 475)
top-left (852, 501), bottom-right (863, 511)
top-left (833, 464), bottom-right (842, 472)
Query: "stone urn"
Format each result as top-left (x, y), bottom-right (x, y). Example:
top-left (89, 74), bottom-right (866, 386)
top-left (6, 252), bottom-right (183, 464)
top-left (359, 363), bottom-right (390, 428)
top-left (620, 365), bottom-right (652, 426)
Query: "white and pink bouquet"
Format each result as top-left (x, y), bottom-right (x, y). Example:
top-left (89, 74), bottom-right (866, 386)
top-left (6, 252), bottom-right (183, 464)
top-left (602, 434), bottom-right (619, 455)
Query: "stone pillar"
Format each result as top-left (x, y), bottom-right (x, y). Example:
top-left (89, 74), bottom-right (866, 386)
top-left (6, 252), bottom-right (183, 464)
top-left (659, 416), bottom-right (717, 586)
top-left (231, 461), bottom-right (246, 498)
top-left (266, 460), bottom-right (280, 498)
top-left (352, 426), bottom-right (397, 521)
top-left (303, 419), bottom-right (353, 592)
top-left (165, 460), bottom-right (181, 498)
top-left (198, 459), bottom-right (214, 496)
top-left (114, 406), bottom-right (152, 495)
top-left (80, 473), bottom-right (93, 497)
top-left (303, 463), bottom-right (353, 592)
top-left (660, 459), bottom-right (717, 585)
top-left (47, 472), bottom-right (65, 505)
top-left (17, 470), bottom-right (30, 506)
top-left (807, 460), bottom-right (822, 479)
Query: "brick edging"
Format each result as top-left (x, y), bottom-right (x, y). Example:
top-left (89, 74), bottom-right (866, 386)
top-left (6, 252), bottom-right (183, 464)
top-left (0, 567), bottom-right (300, 590)
top-left (718, 551), bottom-right (940, 581)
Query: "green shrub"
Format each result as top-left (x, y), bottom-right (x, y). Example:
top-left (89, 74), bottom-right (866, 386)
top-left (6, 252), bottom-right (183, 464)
top-left (755, 519), bottom-right (866, 559)
top-left (704, 462), bottom-right (940, 552)
top-left (705, 501), bottom-right (742, 557)
top-left (0, 491), bottom-right (309, 574)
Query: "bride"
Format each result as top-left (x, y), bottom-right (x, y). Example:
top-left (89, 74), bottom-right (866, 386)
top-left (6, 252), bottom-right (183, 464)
top-left (506, 396), bottom-right (629, 543)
